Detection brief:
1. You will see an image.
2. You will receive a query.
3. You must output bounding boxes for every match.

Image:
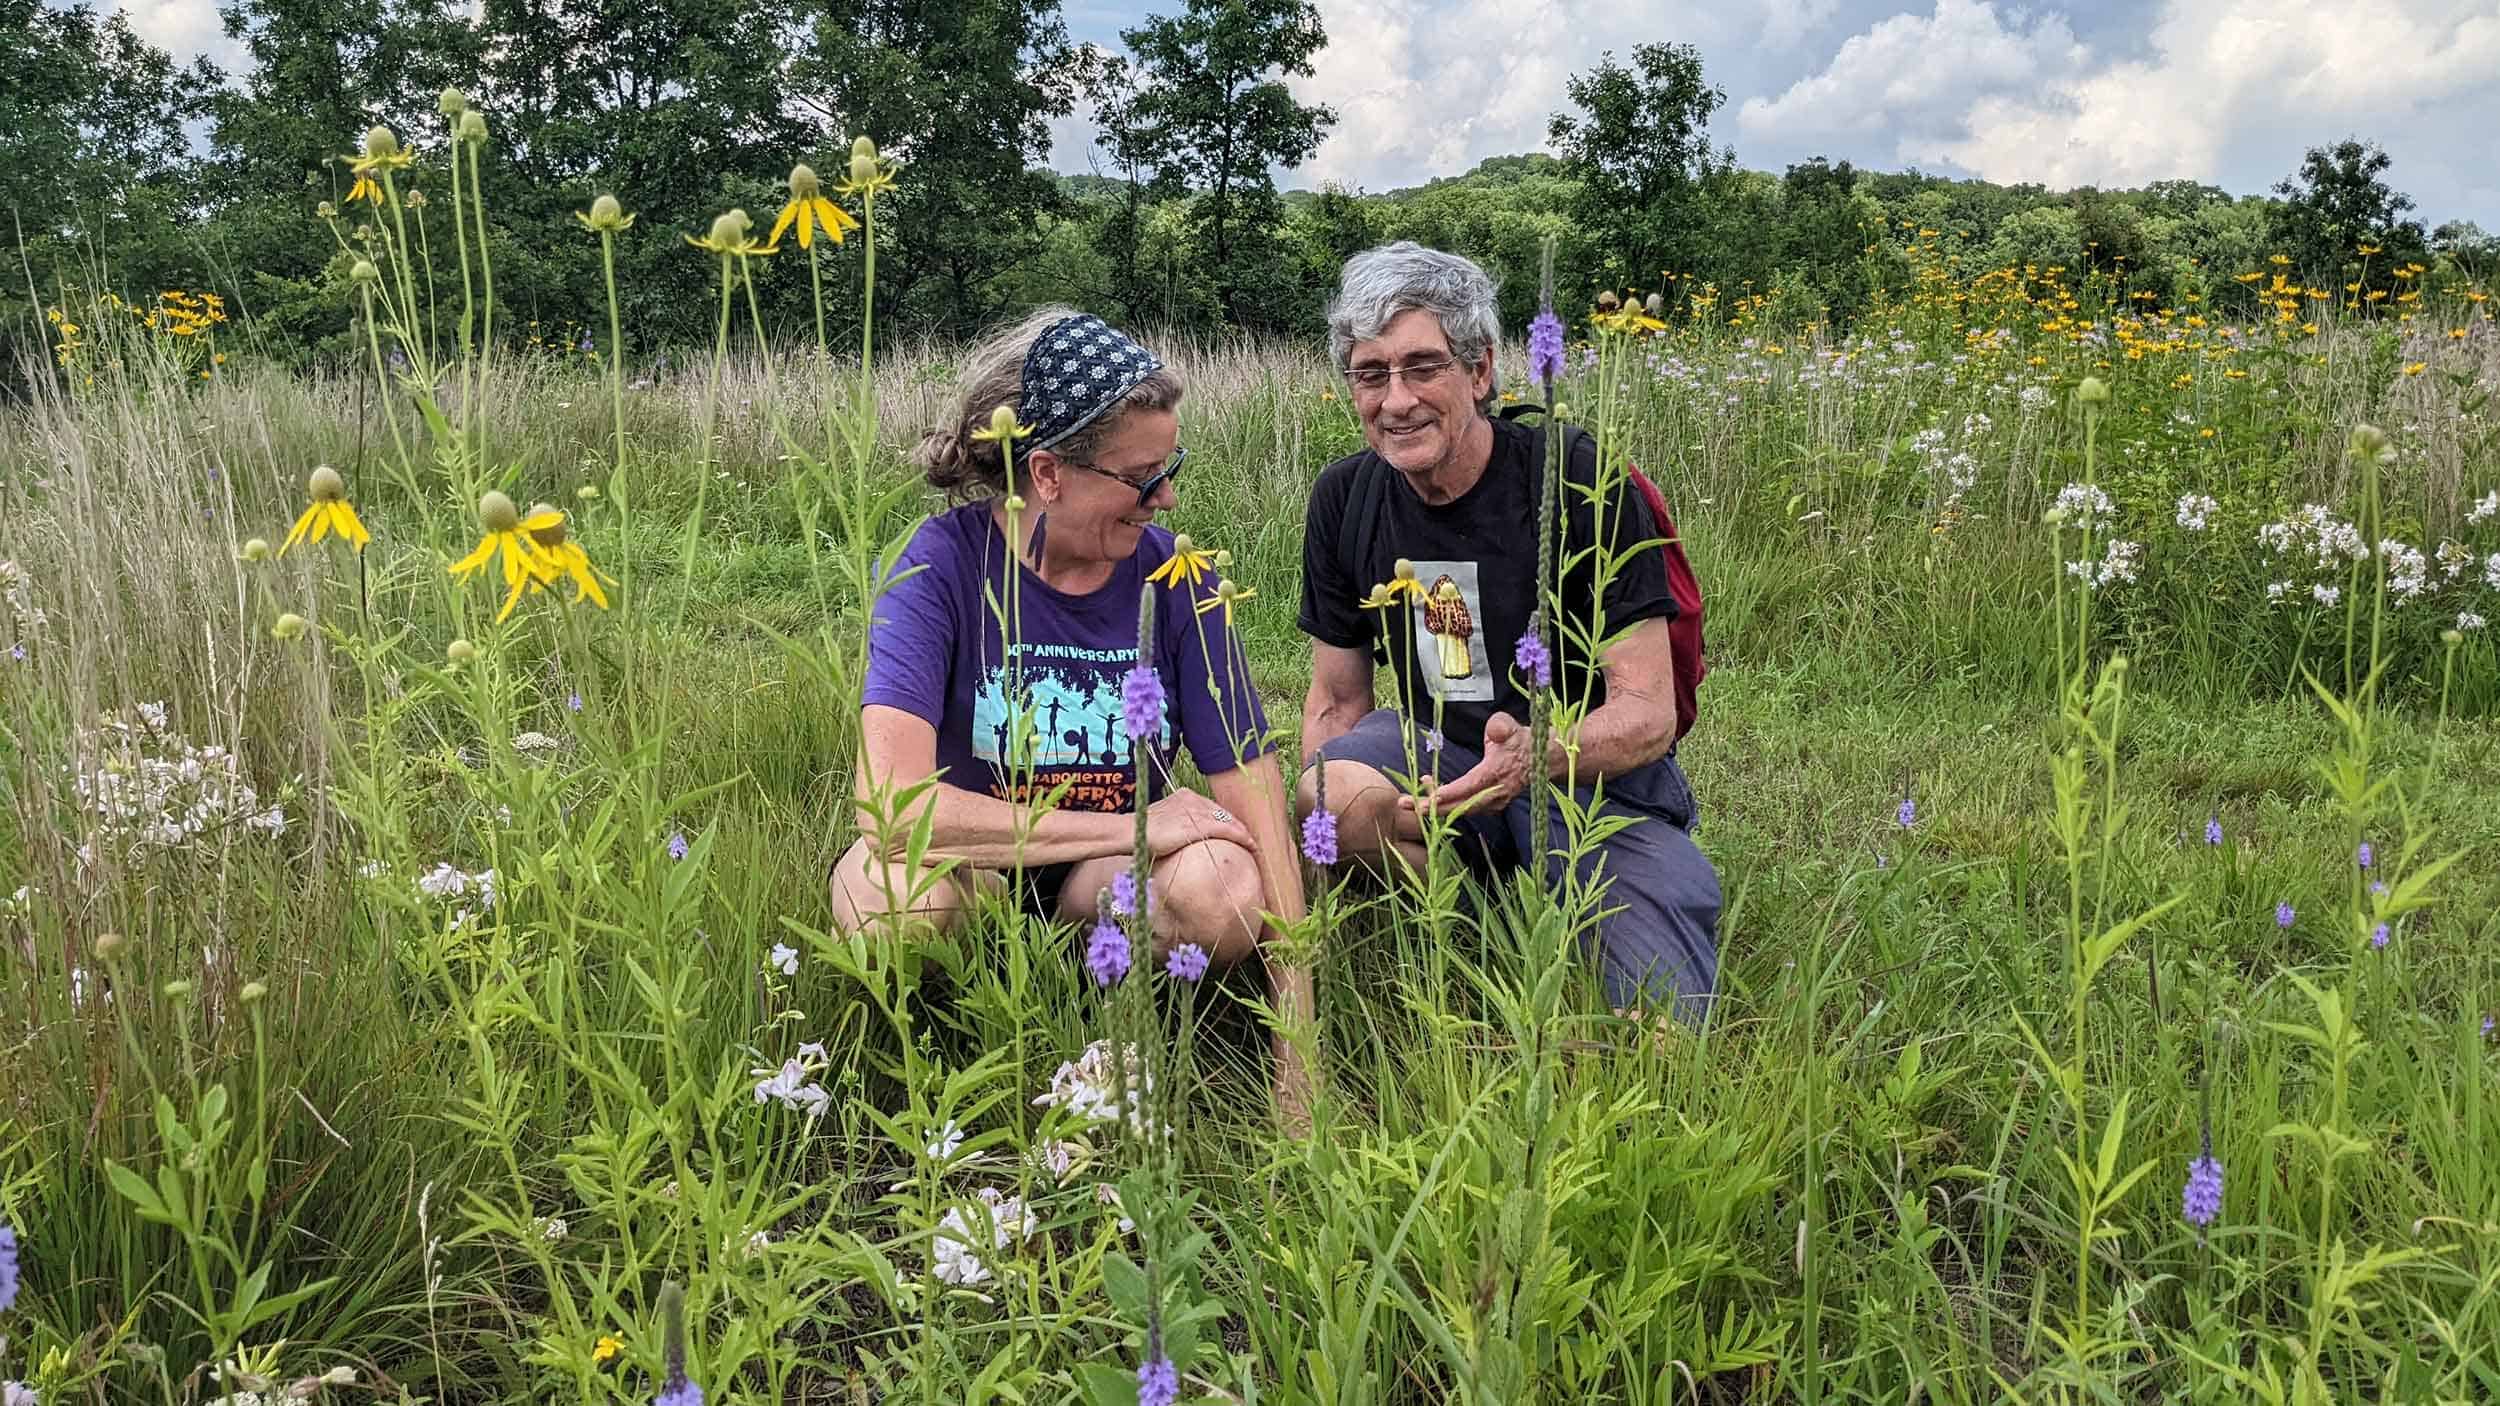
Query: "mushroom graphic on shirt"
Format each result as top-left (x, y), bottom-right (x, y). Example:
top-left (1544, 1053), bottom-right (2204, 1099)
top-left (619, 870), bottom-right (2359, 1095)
top-left (1422, 575), bottom-right (1474, 679)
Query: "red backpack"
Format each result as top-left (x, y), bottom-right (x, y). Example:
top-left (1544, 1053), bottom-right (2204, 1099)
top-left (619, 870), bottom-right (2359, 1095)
top-left (1340, 407), bottom-right (1708, 744)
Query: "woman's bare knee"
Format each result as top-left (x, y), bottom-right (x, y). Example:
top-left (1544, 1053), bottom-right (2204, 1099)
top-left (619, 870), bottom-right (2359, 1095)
top-left (1156, 838), bottom-right (1265, 966)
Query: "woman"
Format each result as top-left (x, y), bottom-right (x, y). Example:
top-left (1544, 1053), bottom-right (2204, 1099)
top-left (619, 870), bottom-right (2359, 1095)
top-left (832, 308), bottom-right (1312, 1110)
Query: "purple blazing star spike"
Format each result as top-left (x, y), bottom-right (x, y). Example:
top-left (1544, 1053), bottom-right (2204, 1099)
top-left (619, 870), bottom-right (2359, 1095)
top-left (1121, 664), bottom-right (1164, 741)
top-left (1166, 943), bottom-right (1210, 983)
top-left (655, 1376), bottom-right (704, 1406)
top-left (0, 1220), bottom-right (19, 1311)
top-left (2205, 816), bottom-right (2223, 846)
top-left (2182, 1153), bottom-right (2224, 1228)
top-left (2485, 1013), bottom-right (2496, 1039)
top-left (568, 690), bottom-right (583, 712)
top-left (1136, 1355), bottom-right (1180, 1406)
top-left (1514, 631), bottom-right (1552, 690)
top-left (1424, 728), bottom-right (1444, 756)
top-left (667, 830), bottom-right (689, 861)
top-left (1301, 808), bottom-right (1339, 867)
top-left (1085, 916), bottom-right (1131, 986)
top-left (1109, 871), bottom-right (1153, 918)
top-left (2371, 922), bottom-right (2389, 951)
top-left (1527, 311), bottom-right (1566, 387)
top-left (2275, 900), bottom-right (2295, 929)
top-left (1897, 797), bottom-right (1917, 828)
top-left (2356, 841), bottom-right (2373, 870)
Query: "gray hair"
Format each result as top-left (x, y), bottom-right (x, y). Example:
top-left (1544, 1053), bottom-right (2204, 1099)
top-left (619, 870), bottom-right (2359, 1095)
top-left (1325, 241), bottom-right (1502, 414)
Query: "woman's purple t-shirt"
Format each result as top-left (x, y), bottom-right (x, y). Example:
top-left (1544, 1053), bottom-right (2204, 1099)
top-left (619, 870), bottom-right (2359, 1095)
top-left (863, 501), bottom-right (1268, 812)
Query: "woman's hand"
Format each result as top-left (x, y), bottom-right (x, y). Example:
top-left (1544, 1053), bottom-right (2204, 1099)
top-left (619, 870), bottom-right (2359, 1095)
top-left (1144, 789), bottom-right (1256, 856)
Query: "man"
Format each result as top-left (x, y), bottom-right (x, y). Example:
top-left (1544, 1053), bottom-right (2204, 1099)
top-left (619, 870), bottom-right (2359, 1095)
top-left (1295, 241), bottom-right (1721, 1019)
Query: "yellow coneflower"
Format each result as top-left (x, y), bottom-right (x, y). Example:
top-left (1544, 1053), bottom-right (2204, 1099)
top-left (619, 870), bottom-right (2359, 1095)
top-left (835, 135), bottom-right (898, 200)
top-left (280, 465), bottom-right (371, 555)
top-left (1380, 557), bottom-right (1427, 604)
top-left (1146, 533), bottom-right (1218, 590)
top-left (449, 491), bottom-right (560, 623)
top-left (768, 164), bottom-right (858, 250)
top-left (1194, 577), bottom-right (1258, 626)
top-left (343, 125), bottom-right (412, 207)
top-left (971, 404), bottom-right (1033, 445)
top-left (684, 208), bottom-right (776, 259)
top-left (522, 503), bottom-right (612, 610)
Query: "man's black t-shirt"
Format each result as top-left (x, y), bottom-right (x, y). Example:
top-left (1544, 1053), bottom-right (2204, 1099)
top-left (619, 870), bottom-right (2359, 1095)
top-left (1297, 415), bottom-right (1676, 756)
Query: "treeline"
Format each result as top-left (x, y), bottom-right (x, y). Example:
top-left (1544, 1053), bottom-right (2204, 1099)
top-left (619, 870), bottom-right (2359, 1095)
top-left (6, 0), bottom-right (2494, 378)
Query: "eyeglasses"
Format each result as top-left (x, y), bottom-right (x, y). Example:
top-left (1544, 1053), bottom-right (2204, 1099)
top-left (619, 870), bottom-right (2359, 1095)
top-left (1067, 446), bottom-right (1188, 505)
top-left (1344, 358), bottom-right (1463, 395)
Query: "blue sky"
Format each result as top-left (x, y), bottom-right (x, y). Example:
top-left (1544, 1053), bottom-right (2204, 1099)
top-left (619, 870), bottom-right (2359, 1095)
top-left (120, 0), bottom-right (2500, 227)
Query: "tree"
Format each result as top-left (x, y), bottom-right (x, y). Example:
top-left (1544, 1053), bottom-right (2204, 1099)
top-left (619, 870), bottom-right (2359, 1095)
top-left (785, 0), bottom-right (1091, 334)
top-left (1113, 0), bottom-right (1336, 328)
top-left (1547, 42), bottom-right (1729, 288)
top-left (2271, 137), bottom-right (2428, 281)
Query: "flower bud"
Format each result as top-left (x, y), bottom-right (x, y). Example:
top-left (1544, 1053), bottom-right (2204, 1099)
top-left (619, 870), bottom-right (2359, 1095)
top-left (586, 193), bottom-right (627, 231)
top-left (437, 87), bottom-right (468, 117)
top-left (272, 612), bottom-right (308, 641)
top-left (575, 483), bottom-right (600, 502)
top-left (316, 200), bottom-right (337, 219)
top-left (2075, 377), bottom-right (2110, 405)
top-left (241, 538), bottom-right (272, 562)
top-left (1001, 493), bottom-right (1026, 513)
top-left (986, 403), bottom-right (1021, 442)
top-left (405, 189), bottom-right (427, 210)
top-left (478, 490), bottom-right (521, 534)
top-left (162, 979), bottom-right (194, 1000)
top-left (363, 125), bottom-right (400, 161)
top-left (2043, 506), bottom-right (2069, 525)
top-left (707, 209), bottom-right (751, 247)
top-left (2442, 628), bottom-right (2464, 646)
top-left (1213, 549), bottom-right (1233, 568)
top-left (789, 163), bottom-right (822, 200)
top-left (2348, 423), bottom-right (2390, 461)
top-left (96, 931), bottom-right (127, 961)
top-left (458, 110), bottom-right (487, 146)
top-left (308, 464), bottom-right (345, 501)
top-left (1644, 292), bottom-right (1664, 317)
top-left (849, 135), bottom-right (881, 187)
top-left (446, 639), bottom-right (477, 664)
top-left (350, 259), bottom-right (380, 286)
top-left (240, 980), bottom-right (268, 1004)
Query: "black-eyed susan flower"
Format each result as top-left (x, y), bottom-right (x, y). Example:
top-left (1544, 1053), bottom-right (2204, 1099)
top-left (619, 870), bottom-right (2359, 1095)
top-left (835, 135), bottom-right (897, 201)
top-left (449, 491), bottom-right (559, 623)
top-left (685, 208), bottom-right (776, 259)
top-left (1146, 533), bottom-right (1217, 590)
top-left (769, 164), bottom-right (858, 250)
top-left (522, 503), bottom-right (612, 610)
top-left (281, 465), bottom-right (371, 555)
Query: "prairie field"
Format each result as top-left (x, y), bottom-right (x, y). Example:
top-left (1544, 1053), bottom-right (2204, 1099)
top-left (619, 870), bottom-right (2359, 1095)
top-left (4, 168), bottom-right (2500, 1406)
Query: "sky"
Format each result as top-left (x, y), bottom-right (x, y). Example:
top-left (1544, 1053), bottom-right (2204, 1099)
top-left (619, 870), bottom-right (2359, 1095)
top-left (116, 0), bottom-right (2500, 229)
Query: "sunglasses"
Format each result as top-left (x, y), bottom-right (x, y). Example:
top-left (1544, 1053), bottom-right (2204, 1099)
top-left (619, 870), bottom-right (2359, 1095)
top-left (1066, 446), bottom-right (1188, 505)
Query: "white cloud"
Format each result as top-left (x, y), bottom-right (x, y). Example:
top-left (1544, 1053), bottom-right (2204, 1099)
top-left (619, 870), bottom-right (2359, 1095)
top-left (1739, 0), bottom-right (2500, 222)
top-left (1735, 0), bottom-right (2086, 158)
top-left (116, 0), bottom-right (242, 73)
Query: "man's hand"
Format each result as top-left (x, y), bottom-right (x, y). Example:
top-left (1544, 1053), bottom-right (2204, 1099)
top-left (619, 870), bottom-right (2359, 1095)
top-left (1405, 711), bottom-right (1534, 821)
top-left (1144, 790), bottom-right (1256, 856)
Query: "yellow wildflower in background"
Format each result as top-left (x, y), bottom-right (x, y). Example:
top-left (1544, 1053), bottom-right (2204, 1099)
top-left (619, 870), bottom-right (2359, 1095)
top-left (769, 164), bottom-right (858, 250)
top-left (1147, 533), bottom-right (1217, 590)
top-left (836, 136), bottom-right (898, 200)
top-left (280, 465), bottom-right (371, 554)
top-left (450, 491), bottom-right (560, 622)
